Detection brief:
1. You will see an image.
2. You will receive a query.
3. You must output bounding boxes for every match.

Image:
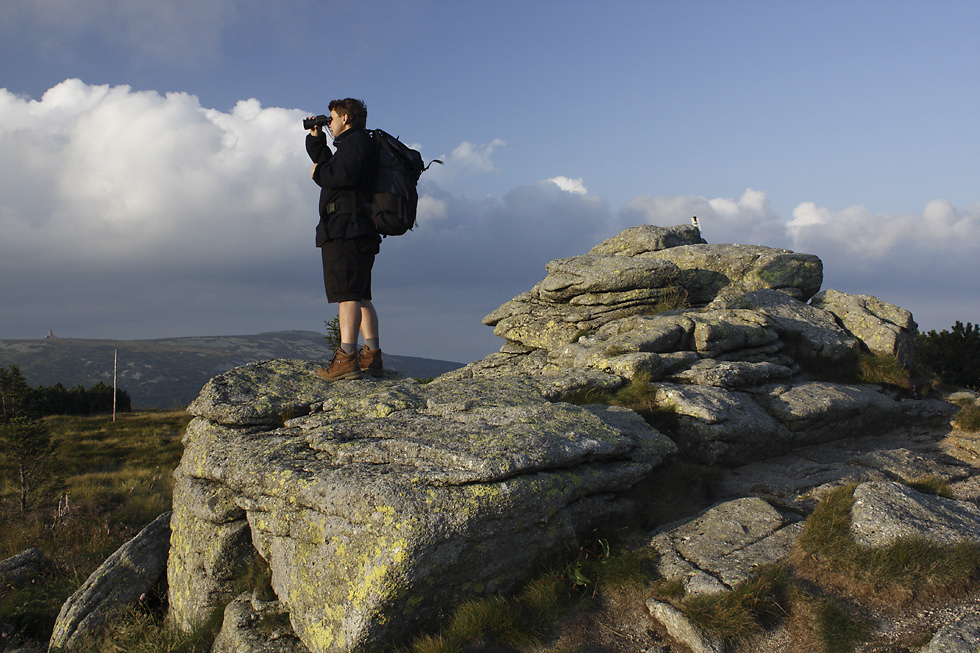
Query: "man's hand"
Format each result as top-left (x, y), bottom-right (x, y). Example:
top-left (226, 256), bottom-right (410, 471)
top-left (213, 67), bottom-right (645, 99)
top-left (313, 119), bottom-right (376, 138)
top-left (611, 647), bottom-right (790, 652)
top-left (309, 124), bottom-right (321, 138)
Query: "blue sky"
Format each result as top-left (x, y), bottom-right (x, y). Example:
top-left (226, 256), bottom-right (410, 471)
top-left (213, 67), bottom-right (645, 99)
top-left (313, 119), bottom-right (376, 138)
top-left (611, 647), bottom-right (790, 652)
top-left (1, 1), bottom-right (978, 364)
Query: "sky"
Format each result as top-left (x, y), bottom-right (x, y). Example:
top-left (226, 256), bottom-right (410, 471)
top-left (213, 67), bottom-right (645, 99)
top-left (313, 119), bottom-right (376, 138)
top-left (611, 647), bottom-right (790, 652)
top-left (1, 1), bottom-right (978, 364)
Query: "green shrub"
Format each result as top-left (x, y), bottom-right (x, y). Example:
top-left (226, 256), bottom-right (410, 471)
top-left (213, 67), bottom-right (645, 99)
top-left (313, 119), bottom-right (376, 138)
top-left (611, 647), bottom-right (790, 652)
top-left (917, 321), bottom-right (980, 389)
top-left (323, 316), bottom-right (342, 351)
top-left (0, 416), bottom-right (64, 513)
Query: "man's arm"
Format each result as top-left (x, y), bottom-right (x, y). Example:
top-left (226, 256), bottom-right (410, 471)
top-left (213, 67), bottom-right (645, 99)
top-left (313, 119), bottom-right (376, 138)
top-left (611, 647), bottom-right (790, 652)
top-left (311, 131), bottom-right (371, 189)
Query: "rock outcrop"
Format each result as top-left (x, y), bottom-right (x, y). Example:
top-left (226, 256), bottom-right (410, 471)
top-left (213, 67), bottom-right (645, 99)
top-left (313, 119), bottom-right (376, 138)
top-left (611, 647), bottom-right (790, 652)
top-left (49, 512), bottom-right (171, 652)
top-left (158, 223), bottom-right (944, 652)
top-left (0, 548), bottom-right (50, 588)
top-left (645, 414), bottom-right (980, 653)
top-left (454, 224), bottom-right (917, 466)
top-left (168, 363), bottom-right (675, 651)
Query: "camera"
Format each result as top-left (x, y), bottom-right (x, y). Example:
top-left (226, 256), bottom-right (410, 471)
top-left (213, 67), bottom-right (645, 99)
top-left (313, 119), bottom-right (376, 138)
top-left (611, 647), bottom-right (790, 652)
top-left (303, 114), bottom-right (330, 130)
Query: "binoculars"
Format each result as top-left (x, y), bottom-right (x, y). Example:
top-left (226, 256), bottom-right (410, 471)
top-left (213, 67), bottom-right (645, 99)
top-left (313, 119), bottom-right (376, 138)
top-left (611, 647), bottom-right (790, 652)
top-left (303, 115), bottom-right (330, 130)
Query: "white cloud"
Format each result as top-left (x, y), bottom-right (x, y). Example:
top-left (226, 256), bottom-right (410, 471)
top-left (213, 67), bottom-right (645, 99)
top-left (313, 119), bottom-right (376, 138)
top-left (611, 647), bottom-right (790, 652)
top-left (788, 199), bottom-right (980, 266)
top-left (447, 139), bottom-right (506, 173)
top-left (783, 199), bottom-right (980, 331)
top-left (1, 79), bottom-right (977, 361)
top-left (0, 80), bottom-right (620, 361)
top-left (416, 195), bottom-right (449, 225)
top-left (420, 138), bottom-right (507, 187)
top-left (614, 188), bottom-right (980, 332)
top-left (621, 188), bottom-right (788, 247)
top-left (0, 80), bottom-right (310, 268)
top-left (548, 176), bottom-right (588, 195)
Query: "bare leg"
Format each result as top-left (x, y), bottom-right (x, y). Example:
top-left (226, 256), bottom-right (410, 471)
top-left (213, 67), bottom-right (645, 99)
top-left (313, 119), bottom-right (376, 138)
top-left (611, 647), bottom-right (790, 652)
top-left (359, 299), bottom-right (379, 342)
top-left (338, 301), bottom-right (362, 348)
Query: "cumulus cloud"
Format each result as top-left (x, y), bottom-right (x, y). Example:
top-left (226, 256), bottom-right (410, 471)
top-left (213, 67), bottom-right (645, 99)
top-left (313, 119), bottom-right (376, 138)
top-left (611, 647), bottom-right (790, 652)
top-left (424, 139), bottom-right (507, 182)
top-left (0, 79), bottom-right (310, 270)
top-left (621, 187), bottom-right (789, 248)
top-left (548, 176), bottom-right (588, 194)
top-left (0, 80), bottom-right (622, 360)
top-left (612, 188), bottom-right (980, 332)
top-left (790, 199), bottom-right (980, 332)
top-left (787, 199), bottom-right (980, 293)
top-left (1, 79), bottom-right (976, 361)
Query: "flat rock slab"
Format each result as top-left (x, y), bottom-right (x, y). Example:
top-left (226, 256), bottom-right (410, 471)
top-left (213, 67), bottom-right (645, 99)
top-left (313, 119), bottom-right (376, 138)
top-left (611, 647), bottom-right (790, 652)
top-left (588, 223), bottom-right (706, 257)
top-left (640, 380), bottom-right (906, 467)
top-left (716, 424), bottom-right (970, 506)
top-left (169, 360), bottom-right (677, 652)
top-left (650, 497), bottom-right (802, 596)
top-left (850, 481), bottom-right (980, 548)
top-left (642, 244), bottom-right (823, 304)
top-left (537, 255), bottom-right (680, 302)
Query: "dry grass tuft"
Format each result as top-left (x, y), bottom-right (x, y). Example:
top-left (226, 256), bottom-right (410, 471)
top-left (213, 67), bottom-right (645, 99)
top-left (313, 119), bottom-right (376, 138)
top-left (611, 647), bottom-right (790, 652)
top-left (953, 402), bottom-right (980, 433)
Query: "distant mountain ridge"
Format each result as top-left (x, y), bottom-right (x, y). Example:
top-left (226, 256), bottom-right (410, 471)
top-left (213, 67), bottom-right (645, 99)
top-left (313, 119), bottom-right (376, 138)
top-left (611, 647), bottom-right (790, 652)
top-left (0, 331), bottom-right (464, 409)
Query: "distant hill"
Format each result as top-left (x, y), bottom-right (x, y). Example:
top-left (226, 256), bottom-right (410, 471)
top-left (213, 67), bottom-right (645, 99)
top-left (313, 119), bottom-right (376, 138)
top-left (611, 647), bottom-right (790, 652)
top-left (0, 331), bottom-right (464, 409)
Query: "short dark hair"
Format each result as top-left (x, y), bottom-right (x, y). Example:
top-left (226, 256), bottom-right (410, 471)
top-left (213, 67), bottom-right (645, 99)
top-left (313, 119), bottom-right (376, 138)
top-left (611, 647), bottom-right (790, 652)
top-left (328, 98), bottom-right (367, 129)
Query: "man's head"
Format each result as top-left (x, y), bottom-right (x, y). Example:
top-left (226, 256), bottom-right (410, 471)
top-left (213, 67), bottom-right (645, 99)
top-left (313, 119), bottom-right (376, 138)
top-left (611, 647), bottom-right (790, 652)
top-left (327, 98), bottom-right (367, 138)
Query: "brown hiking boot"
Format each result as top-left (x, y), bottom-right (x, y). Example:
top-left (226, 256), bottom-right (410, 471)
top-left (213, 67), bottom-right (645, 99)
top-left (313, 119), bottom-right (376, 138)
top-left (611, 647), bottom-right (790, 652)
top-left (359, 345), bottom-right (384, 377)
top-left (316, 349), bottom-right (363, 381)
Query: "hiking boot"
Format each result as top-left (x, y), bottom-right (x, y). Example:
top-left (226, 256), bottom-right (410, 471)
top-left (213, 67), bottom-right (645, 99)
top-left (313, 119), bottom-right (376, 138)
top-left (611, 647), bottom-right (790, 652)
top-left (359, 345), bottom-right (384, 378)
top-left (316, 349), bottom-right (363, 381)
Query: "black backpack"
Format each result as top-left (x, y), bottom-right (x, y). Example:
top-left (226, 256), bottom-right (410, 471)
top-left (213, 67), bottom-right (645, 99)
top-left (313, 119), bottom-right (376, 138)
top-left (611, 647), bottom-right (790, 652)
top-left (367, 129), bottom-right (441, 237)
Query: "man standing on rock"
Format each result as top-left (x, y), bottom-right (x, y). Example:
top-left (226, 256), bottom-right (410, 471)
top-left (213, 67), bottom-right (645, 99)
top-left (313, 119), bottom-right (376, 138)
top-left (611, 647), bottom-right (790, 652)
top-left (307, 98), bottom-right (384, 380)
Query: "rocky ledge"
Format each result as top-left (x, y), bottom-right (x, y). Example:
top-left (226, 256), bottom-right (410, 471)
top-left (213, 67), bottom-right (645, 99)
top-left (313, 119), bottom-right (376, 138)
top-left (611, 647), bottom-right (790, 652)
top-left (45, 223), bottom-right (971, 652)
top-left (452, 223), bottom-right (920, 466)
top-left (167, 365), bottom-right (675, 651)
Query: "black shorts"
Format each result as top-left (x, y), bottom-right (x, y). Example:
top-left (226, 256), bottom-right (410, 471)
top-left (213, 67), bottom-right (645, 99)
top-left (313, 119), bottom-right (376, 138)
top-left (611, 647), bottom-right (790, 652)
top-left (320, 236), bottom-right (380, 303)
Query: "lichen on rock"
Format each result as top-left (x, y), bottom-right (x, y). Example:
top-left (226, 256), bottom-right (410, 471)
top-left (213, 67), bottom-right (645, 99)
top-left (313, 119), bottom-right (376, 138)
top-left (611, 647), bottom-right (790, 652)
top-left (163, 223), bottom-right (933, 652)
top-left (168, 364), bottom-right (676, 651)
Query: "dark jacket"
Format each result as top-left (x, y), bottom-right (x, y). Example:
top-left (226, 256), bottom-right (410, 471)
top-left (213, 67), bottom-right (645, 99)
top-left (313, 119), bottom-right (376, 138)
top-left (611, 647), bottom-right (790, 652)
top-left (307, 127), bottom-right (379, 245)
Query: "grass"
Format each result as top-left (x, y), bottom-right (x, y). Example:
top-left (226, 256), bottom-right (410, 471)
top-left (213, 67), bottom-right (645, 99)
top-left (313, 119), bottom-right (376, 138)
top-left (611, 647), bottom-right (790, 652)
top-left (560, 371), bottom-right (679, 434)
top-left (681, 565), bottom-right (790, 643)
top-left (786, 340), bottom-right (916, 393)
top-left (403, 535), bottom-right (662, 652)
top-left (637, 482), bottom-right (980, 653)
top-left (0, 409), bottom-right (193, 649)
top-left (953, 401), bottom-right (980, 432)
top-left (795, 484), bottom-right (980, 598)
top-left (647, 285), bottom-right (689, 316)
top-left (69, 607), bottom-right (219, 653)
top-left (856, 352), bottom-right (913, 391)
top-left (906, 475), bottom-right (955, 499)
